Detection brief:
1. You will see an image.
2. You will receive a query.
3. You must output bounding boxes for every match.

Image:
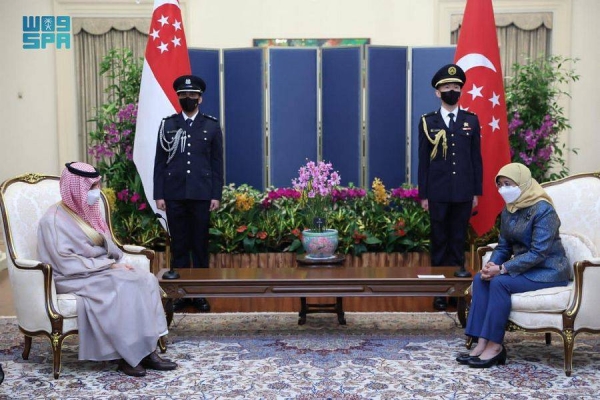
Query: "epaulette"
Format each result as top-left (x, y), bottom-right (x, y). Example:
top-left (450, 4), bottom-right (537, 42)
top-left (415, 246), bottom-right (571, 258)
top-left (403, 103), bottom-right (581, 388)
top-left (462, 110), bottom-right (477, 116)
top-left (163, 113), bottom-right (178, 120)
top-left (202, 113), bottom-right (218, 121)
top-left (421, 111), bottom-right (437, 118)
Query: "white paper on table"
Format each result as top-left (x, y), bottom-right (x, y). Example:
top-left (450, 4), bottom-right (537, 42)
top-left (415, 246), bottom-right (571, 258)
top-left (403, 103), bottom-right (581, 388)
top-left (417, 274), bottom-right (446, 279)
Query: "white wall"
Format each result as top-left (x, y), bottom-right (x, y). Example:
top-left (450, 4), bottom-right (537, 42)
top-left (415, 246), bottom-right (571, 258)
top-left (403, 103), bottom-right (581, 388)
top-left (185, 0), bottom-right (437, 48)
top-left (569, 0), bottom-right (600, 174)
top-left (0, 0), bottom-right (598, 184)
top-left (0, 0), bottom-right (60, 181)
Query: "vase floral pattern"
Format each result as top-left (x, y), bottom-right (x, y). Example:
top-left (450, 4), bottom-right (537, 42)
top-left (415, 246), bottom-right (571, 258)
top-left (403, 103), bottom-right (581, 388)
top-left (302, 229), bottom-right (339, 259)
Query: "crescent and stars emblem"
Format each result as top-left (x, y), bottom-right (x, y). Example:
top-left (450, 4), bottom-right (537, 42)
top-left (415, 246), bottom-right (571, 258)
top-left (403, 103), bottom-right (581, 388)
top-left (455, 53), bottom-right (497, 73)
top-left (455, 53), bottom-right (501, 133)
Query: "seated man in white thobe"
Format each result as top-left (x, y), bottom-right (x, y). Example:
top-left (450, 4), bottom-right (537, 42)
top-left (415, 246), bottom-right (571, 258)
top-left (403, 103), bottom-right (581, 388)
top-left (37, 162), bottom-right (177, 377)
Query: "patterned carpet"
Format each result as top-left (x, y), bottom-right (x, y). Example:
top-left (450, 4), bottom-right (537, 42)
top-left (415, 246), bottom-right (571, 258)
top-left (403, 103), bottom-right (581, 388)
top-left (0, 312), bottom-right (599, 399)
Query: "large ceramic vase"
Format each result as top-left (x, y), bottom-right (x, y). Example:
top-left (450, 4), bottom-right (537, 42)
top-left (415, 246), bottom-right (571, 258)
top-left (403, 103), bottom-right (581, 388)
top-left (301, 229), bottom-right (339, 260)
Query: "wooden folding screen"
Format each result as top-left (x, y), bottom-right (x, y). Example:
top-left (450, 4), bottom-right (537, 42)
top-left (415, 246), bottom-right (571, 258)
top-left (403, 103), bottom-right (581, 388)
top-left (189, 46), bottom-right (455, 190)
top-left (321, 47), bottom-right (363, 186)
top-left (268, 48), bottom-right (319, 189)
top-left (365, 46), bottom-right (408, 188)
top-left (409, 47), bottom-right (456, 184)
top-left (188, 49), bottom-right (220, 120)
top-left (222, 48), bottom-right (265, 189)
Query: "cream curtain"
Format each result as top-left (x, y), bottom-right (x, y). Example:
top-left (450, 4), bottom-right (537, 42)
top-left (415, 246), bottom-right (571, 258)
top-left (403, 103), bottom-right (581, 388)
top-left (451, 13), bottom-right (552, 80)
top-left (73, 18), bottom-right (149, 162)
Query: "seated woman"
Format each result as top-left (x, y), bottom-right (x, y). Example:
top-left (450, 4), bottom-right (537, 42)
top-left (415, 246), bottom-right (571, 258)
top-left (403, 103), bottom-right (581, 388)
top-left (458, 162), bottom-right (570, 368)
top-left (37, 162), bottom-right (176, 377)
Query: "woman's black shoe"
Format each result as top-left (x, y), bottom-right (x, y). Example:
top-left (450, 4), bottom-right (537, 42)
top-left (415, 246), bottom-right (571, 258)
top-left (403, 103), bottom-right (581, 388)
top-left (468, 346), bottom-right (507, 368)
top-left (456, 352), bottom-right (480, 365)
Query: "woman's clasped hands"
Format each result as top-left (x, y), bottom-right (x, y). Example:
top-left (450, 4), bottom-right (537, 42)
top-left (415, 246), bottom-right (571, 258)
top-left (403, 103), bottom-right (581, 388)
top-left (480, 261), bottom-right (503, 281)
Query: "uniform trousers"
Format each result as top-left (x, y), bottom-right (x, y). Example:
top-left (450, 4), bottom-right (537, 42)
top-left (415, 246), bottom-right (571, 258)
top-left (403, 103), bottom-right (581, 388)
top-left (166, 199), bottom-right (210, 268)
top-left (428, 200), bottom-right (472, 267)
top-left (466, 272), bottom-right (568, 343)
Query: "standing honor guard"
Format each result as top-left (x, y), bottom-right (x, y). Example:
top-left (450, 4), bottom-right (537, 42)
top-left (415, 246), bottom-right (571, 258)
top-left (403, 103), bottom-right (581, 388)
top-left (418, 64), bottom-right (483, 311)
top-left (153, 75), bottom-right (224, 312)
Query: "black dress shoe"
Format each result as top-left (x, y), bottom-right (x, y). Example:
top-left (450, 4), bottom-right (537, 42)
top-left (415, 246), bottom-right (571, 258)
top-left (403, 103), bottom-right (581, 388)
top-left (468, 346), bottom-right (507, 368)
top-left (192, 298), bottom-right (211, 312)
top-left (141, 351), bottom-right (177, 371)
top-left (0, 363), bottom-right (4, 384)
top-left (117, 360), bottom-right (147, 377)
top-left (456, 352), bottom-right (480, 365)
top-left (433, 297), bottom-right (447, 311)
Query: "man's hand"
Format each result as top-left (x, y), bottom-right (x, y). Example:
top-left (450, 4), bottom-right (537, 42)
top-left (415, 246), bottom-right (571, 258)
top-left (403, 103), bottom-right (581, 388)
top-left (420, 199), bottom-right (429, 212)
top-left (472, 196), bottom-right (479, 209)
top-left (156, 199), bottom-right (166, 211)
top-left (210, 199), bottom-right (220, 212)
top-left (111, 263), bottom-right (134, 271)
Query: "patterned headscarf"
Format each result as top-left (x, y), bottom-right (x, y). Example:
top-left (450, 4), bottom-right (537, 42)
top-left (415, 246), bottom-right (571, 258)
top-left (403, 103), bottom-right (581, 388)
top-left (60, 162), bottom-right (109, 234)
top-left (496, 162), bottom-right (554, 213)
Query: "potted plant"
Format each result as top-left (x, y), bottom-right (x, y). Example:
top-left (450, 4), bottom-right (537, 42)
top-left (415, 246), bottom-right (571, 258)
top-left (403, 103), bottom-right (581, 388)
top-left (292, 160), bottom-right (341, 259)
top-left (87, 49), bottom-right (164, 249)
top-left (505, 55), bottom-right (579, 182)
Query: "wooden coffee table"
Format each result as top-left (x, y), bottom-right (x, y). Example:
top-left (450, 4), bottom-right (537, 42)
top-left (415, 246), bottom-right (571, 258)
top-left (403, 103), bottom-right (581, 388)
top-left (157, 266), bottom-right (473, 327)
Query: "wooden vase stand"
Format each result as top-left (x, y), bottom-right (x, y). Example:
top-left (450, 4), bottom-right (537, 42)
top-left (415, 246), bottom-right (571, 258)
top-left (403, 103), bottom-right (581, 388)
top-left (296, 253), bottom-right (346, 325)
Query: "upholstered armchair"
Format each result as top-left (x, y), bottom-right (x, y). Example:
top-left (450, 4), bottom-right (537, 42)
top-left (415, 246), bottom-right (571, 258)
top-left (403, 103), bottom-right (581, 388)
top-left (0, 173), bottom-right (163, 379)
top-left (475, 172), bottom-right (600, 376)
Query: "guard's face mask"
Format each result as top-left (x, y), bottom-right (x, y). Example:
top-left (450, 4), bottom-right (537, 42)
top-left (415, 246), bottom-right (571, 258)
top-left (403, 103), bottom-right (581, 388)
top-left (179, 97), bottom-right (199, 113)
top-left (440, 90), bottom-right (461, 106)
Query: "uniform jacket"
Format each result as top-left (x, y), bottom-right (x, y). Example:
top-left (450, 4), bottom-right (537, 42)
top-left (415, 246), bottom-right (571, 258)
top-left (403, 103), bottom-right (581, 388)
top-left (417, 108), bottom-right (483, 202)
top-left (153, 112), bottom-right (224, 201)
top-left (490, 200), bottom-right (570, 283)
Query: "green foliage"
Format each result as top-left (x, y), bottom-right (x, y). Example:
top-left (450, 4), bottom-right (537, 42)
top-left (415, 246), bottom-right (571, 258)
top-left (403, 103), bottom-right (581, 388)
top-left (87, 48), bottom-right (586, 252)
top-left (505, 55), bottom-right (579, 181)
top-left (88, 49), bottom-right (163, 247)
top-left (209, 182), bottom-right (430, 255)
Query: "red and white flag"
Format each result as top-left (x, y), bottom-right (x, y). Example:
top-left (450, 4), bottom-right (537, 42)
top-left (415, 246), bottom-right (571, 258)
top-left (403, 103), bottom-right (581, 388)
top-left (134, 0), bottom-right (191, 218)
top-left (455, 0), bottom-right (511, 236)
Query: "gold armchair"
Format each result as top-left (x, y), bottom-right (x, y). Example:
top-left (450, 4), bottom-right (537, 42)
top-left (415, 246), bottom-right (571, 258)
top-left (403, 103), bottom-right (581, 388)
top-left (475, 172), bottom-right (600, 376)
top-left (0, 173), bottom-right (162, 379)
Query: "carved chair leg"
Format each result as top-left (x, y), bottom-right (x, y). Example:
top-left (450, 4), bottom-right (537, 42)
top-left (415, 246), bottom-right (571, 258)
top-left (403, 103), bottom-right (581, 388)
top-left (163, 298), bottom-right (174, 327)
top-left (456, 297), bottom-right (467, 328)
top-left (22, 335), bottom-right (32, 360)
top-left (52, 336), bottom-right (64, 379)
top-left (158, 336), bottom-right (167, 353)
top-left (563, 333), bottom-right (575, 377)
top-left (465, 336), bottom-right (474, 350)
top-left (545, 332), bottom-right (552, 345)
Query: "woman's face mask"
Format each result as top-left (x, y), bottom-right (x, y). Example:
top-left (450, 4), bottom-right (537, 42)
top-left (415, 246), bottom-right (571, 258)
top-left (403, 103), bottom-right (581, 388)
top-left (87, 188), bottom-right (101, 206)
top-left (498, 185), bottom-right (521, 204)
